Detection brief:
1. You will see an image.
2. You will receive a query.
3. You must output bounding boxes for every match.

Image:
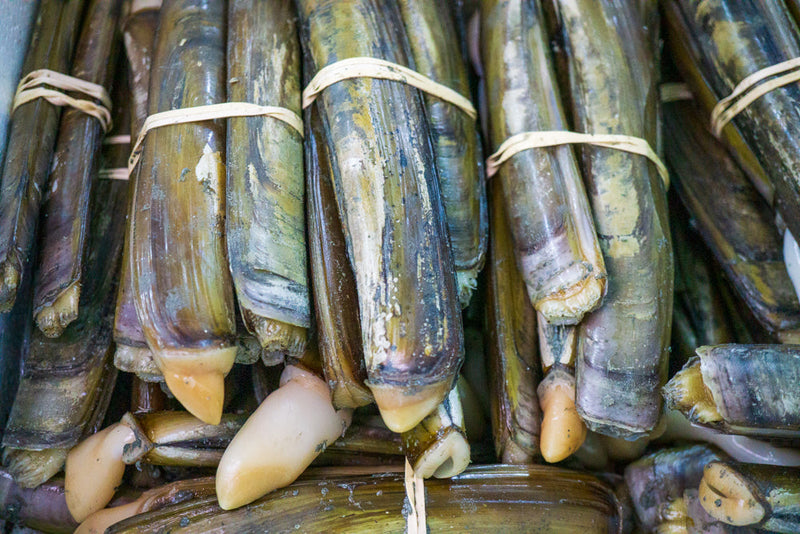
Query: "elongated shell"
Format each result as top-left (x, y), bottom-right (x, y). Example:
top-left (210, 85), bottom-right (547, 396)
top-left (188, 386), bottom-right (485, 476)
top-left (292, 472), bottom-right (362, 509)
top-left (665, 345), bottom-right (800, 438)
top-left (664, 100), bottom-right (800, 342)
top-left (485, 179), bottom-right (540, 463)
top-left (662, 0), bottom-right (800, 241)
top-left (699, 461), bottom-right (800, 533)
top-left (122, 411), bottom-right (246, 467)
top-left (314, 415), bottom-right (404, 467)
top-left (624, 444), bottom-right (726, 532)
top-left (0, 469), bottom-right (77, 534)
top-left (32, 0), bottom-right (123, 338)
top-left (306, 106), bottom-right (371, 409)
top-left (662, 23), bottom-right (772, 208)
top-left (0, 0), bottom-right (86, 311)
top-left (480, 0), bottom-right (605, 325)
top-left (114, 4), bottom-right (158, 370)
top-left (0, 1), bottom-right (38, 169)
top-left (550, 0), bottom-right (671, 439)
top-left (106, 465), bottom-right (621, 533)
top-left (670, 202), bottom-right (733, 354)
top-left (76, 477), bottom-right (217, 534)
top-left (402, 383), bottom-right (470, 479)
top-left (397, 0), bottom-right (487, 307)
top-left (226, 0), bottom-right (308, 360)
top-left (0, 218), bottom-right (34, 444)
top-left (3, 176), bottom-right (126, 486)
top-left (130, 0), bottom-right (236, 425)
top-left (297, 0), bottom-right (463, 433)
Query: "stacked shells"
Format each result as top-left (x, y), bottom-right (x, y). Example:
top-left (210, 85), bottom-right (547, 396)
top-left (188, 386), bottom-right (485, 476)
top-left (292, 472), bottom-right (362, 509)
top-left (1, 1), bottom-right (800, 533)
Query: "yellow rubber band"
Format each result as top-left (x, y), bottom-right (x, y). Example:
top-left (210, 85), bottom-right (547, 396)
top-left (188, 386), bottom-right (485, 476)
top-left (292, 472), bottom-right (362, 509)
top-left (127, 102), bottom-right (303, 174)
top-left (103, 134), bottom-right (131, 145)
top-left (485, 131), bottom-right (669, 189)
top-left (131, 0), bottom-right (161, 13)
top-left (660, 82), bottom-right (694, 103)
top-left (404, 458), bottom-right (426, 534)
top-left (711, 57), bottom-right (800, 138)
top-left (13, 69), bottom-right (112, 132)
top-left (99, 134), bottom-right (132, 181)
top-left (302, 57), bottom-right (477, 120)
top-left (98, 168), bottom-right (130, 181)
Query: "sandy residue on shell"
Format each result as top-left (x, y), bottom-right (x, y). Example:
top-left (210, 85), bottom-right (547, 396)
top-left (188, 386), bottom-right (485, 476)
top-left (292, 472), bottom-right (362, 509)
top-left (195, 143), bottom-right (222, 196)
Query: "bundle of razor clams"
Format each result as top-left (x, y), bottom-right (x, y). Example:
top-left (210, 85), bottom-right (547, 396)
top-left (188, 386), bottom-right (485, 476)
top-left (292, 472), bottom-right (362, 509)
top-left (1, 0), bottom-right (799, 532)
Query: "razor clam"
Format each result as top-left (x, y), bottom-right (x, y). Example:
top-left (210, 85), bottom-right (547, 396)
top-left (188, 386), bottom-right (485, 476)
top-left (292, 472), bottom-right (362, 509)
top-left (625, 444), bottom-right (728, 533)
top-left (3, 164), bottom-right (127, 488)
top-left (480, 0), bottom-right (606, 325)
top-left (485, 179), bottom-right (540, 464)
top-left (537, 315), bottom-right (585, 463)
top-left (0, 470), bottom-right (77, 534)
top-left (664, 344), bottom-right (800, 439)
top-left (664, 99), bottom-right (800, 342)
top-left (75, 477), bottom-right (216, 534)
top-left (305, 103), bottom-right (371, 409)
top-left (215, 364), bottom-right (351, 510)
top-left (402, 383), bottom-right (470, 479)
top-left (106, 465), bottom-right (621, 533)
top-left (226, 0), bottom-right (308, 361)
top-left (123, 411), bottom-right (246, 468)
top-left (114, 0), bottom-right (159, 377)
top-left (549, 0), bottom-right (672, 439)
top-left (130, 0), bottom-right (237, 425)
top-left (670, 200), bottom-right (734, 354)
top-left (32, 0), bottom-right (123, 337)
top-left (0, 1), bottom-right (38, 168)
top-left (397, 0), bottom-right (487, 307)
top-left (662, 0), bottom-right (800, 241)
top-left (0, 0), bottom-right (85, 311)
top-left (297, 0), bottom-right (463, 433)
top-left (699, 461), bottom-right (800, 533)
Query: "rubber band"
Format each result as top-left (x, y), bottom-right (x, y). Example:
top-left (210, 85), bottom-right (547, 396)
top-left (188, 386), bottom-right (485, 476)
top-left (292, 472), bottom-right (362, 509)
top-left (131, 0), bottom-right (161, 13)
top-left (485, 131), bottom-right (669, 189)
top-left (13, 69), bottom-right (112, 132)
top-left (660, 82), bottom-right (693, 103)
top-left (103, 134), bottom-right (131, 145)
top-left (98, 168), bottom-right (130, 181)
top-left (711, 57), bottom-right (800, 137)
top-left (127, 102), bottom-right (303, 174)
top-left (404, 459), bottom-right (426, 534)
top-left (302, 57), bottom-right (477, 120)
top-left (100, 134), bottom-right (132, 180)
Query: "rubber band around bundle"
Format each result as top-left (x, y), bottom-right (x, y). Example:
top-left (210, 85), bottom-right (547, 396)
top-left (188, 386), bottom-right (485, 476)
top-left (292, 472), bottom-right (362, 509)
top-left (103, 134), bottom-right (131, 145)
top-left (711, 57), bottom-right (800, 138)
top-left (485, 131), bottom-right (670, 189)
top-left (660, 82), bottom-right (694, 103)
top-left (12, 69), bottom-right (113, 132)
top-left (131, 0), bottom-right (161, 13)
top-left (98, 168), bottom-right (130, 181)
top-left (99, 135), bottom-right (132, 180)
top-left (127, 102), bottom-right (304, 175)
top-left (404, 459), bottom-right (427, 534)
top-left (302, 57), bottom-right (477, 120)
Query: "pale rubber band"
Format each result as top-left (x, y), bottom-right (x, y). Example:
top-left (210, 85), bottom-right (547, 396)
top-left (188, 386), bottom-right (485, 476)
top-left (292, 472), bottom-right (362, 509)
top-left (660, 82), bottom-right (693, 103)
top-left (98, 168), bottom-right (130, 181)
top-left (302, 57), bottom-right (477, 120)
top-left (13, 69), bottom-right (112, 132)
top-left (486, 131), bottom-right (669, 189)
top-left (711, 57), bottom-right (800, 137)
top-left (131, 0), bottom-right (161, 13)
top-left (127, 102), bottom-right (303, 174)
top-left (404, 458), bottom-right (426, 534)
top-left (104, 134), bottom-right (131, 145)
top-left (99, 135), bottom-right (132, 180)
